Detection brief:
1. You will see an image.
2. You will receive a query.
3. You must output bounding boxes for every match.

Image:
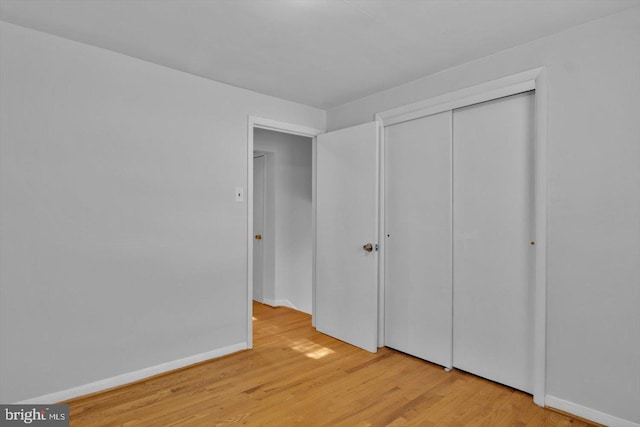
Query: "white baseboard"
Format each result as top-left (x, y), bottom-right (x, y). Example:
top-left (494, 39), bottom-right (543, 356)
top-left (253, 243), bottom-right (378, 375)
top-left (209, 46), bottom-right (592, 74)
top-left (17, 342), bottom-right (247, 404)
top-left (546, 395), bottom-right (639, 427)
top-left (263, 298), bottom-right (299, 311)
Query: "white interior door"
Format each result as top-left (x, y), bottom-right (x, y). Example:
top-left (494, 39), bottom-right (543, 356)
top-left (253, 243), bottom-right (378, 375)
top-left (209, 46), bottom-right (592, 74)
top-left (252, 154), bottom-right (265, 303)
top-left (384, 111), bottom-right (453, 367)
top-left (316, 122), bottom-right (379, 353)
top-left (453, 91), bottom-right (535, 393)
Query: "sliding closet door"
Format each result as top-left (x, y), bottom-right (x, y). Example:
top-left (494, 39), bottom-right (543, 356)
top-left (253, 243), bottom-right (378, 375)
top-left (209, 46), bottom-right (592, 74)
top-left (385, 111), bottom-right (452, 367)
top-left (453, 91), bottom-right (535, 393)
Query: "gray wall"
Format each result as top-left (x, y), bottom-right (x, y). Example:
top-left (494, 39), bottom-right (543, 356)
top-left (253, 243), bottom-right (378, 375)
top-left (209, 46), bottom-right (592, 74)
top-left (0, 22), bottom-right (324, 403)
top-left (327, 8), bottom-right (640, 424)
top-left (1, 7), bottom-right (638, 423)
top-left (254, 129), bottom-right (313, 313)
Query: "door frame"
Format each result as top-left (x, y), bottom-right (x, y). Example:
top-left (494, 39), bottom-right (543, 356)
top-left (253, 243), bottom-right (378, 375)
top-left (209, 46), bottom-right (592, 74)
top-left (246, 116), bottom-right (323, 349)
top-left (375, 67), bottom-right (548, 406)
top-left (252, 153), bottom-right (266, 304)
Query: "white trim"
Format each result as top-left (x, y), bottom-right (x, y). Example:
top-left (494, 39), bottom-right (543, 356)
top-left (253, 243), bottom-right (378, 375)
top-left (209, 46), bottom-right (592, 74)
top-left (262, 298), bottom-right (305, 313)
top-left (16, 343), bottom-right (247, 404)
top-left (247, 116), bottom-right (323, 344)
top-left (374, 119), bottom-right (383, 348)
top-left (252, 117), bottom-right (323, 139)
top-left (546, 395), bottom-right (639, 427)
top-left (374, 67), bottom-right (548, 406)
top-left (311, 137), bottom-right (318, 327)
top-left (375, 68), bottom-right (541, 127)
top-left (447, 108), bottom-right (454, 371)
top-left (532, 68), bottom-right (548, 407)
top-left (252, 153), bottom-right (267, 305)
top-left (376, 117), bottom-right (385, 347)
top-left (247, 118), bottom-right (255, 349)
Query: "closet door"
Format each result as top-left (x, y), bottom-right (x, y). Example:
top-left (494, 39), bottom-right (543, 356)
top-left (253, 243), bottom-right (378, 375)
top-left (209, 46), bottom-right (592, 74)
top-left (452, 91), bottom-right (535, 393)
top-left (385, 111), bottom-right (452, 367)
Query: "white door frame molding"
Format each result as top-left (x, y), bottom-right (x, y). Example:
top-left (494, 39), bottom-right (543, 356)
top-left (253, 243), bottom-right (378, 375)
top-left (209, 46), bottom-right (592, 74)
top-left (375, 67), bottom-right (548, 407)
top-left (252, 153), bottom-right (266, 304)
top-left (246, 116), bottom-right (323, 349)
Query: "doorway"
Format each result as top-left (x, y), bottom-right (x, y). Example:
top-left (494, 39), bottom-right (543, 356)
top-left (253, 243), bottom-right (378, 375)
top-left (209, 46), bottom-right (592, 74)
top-left (252, 128), bottom-right (313, 313)
top-left (247, 116), bottom-right (323, 348)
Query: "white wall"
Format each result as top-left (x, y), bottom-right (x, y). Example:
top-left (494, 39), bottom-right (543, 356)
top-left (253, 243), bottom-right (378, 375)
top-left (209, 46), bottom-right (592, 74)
top-left (254, 129), bottom-right (312, 314)
top-left (328, 8), bottom-right (640, 425)
top-left (0, 21), bottom-right (324, 403)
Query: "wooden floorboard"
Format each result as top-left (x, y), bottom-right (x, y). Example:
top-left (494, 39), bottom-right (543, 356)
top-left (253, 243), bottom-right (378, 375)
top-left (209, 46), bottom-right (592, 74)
top-left (65, 302), bottom-right (599, 426)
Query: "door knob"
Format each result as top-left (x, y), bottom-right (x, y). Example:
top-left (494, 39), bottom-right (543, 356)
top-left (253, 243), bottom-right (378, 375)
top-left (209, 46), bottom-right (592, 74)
top-left (255, 234), bottom-right (262, 240)
top-left (362, 243), bottom-right (373, 253)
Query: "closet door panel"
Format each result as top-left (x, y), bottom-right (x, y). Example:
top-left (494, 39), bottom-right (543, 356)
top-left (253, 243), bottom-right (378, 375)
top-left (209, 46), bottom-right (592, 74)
top-left (452, 92), bottom-right (535, 393)
top-left (384, 111), bottom-right (452, 367)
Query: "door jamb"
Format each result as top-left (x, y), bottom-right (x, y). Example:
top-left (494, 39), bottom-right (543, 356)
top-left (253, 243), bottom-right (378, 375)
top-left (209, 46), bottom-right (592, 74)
top-left (375, 117), bottom-right (385, 348)
top-left (246, 116), bottom-right (323, 349)
top-left (375, 67), bottom-right (548, 407)
top-left (252, 153), bottom-right (266, 304)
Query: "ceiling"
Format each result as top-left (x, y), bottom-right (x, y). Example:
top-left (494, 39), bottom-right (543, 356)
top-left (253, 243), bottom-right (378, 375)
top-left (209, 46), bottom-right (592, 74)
top-left (1, 0), bottom-right (638, 109)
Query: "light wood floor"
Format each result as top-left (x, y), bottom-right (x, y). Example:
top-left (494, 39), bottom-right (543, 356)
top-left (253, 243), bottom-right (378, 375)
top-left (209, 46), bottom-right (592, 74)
top-left (65, 302), bottom-right (597, 426)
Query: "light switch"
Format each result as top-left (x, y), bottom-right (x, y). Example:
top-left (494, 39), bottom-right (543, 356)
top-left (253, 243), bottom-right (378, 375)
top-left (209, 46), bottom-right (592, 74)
top-left (235, 187), bottom-right (244, 202)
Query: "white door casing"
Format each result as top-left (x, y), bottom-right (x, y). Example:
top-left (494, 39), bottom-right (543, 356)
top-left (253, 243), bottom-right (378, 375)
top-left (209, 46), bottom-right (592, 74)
top-left (252, 154), bottom-right (265, 303)
top-left (315, 122), bottom-right (380, 353)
